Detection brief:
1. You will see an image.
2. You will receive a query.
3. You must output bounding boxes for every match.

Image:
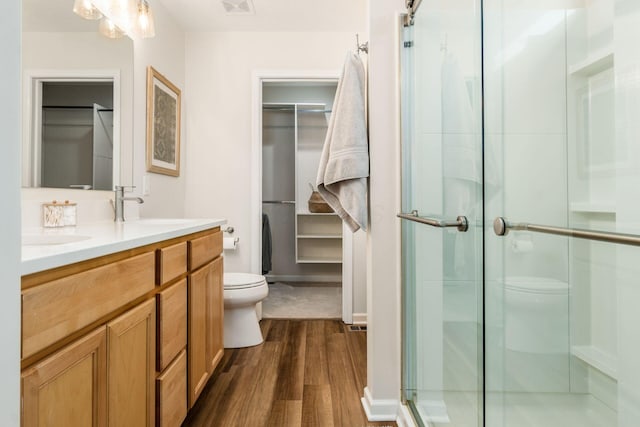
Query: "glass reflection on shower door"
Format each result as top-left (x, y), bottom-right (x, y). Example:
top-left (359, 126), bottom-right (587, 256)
top-left (401, 1), bottom-right (483, 426)
top-left (484, 1), bottom-right (640, 426)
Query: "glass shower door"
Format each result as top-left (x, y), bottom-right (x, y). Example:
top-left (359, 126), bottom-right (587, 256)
top-left (484, 1), bottom-right (640, 426)
top-left (400, 1), bottom-right (483, 425)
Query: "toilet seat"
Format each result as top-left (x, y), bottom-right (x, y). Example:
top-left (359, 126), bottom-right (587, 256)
top-left (224, 272), bottom-right (266, 290)
top-left (505, 276), bottom-right (568, 295)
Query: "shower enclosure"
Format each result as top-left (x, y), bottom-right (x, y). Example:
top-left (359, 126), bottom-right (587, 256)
top-left (401, 1), bottom-right (640, 426)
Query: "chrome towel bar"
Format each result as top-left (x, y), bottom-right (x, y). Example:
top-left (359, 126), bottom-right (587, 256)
top-left (262, 200), bottom-right (295, 204)
top-left (493, 217), bottom-right (640, 247)
top-left (397, 210), bottom-right (469, 232)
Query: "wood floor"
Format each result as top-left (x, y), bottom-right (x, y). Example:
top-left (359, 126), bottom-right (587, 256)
top-left (183, 319), bottom-right (397, 427)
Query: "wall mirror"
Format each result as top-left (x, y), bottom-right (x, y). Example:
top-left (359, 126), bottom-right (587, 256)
top-left (22, 0), bottom-right (134, 190)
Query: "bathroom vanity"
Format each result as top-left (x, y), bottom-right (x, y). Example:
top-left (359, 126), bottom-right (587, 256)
top-left (20, 219), bottom-right (225, 426)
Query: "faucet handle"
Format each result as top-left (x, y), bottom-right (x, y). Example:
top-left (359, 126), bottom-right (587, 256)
top-left (114, 185), bottom-right (136, 192)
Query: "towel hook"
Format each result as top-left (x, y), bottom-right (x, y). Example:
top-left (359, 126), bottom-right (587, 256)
top-left (356, 33), bottom-right (369, 54)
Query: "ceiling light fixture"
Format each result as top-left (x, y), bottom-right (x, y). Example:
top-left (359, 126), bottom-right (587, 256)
top-left (73, 0), bottom-right (103, 20)
top-left (221, 0), bottom-right (255, 15)
top-left (74, 0), bottom-right (156, 39)
top-left (99, 17), bottom-right (125, 38)
top-left (137, 0), bottom-right (155, 38)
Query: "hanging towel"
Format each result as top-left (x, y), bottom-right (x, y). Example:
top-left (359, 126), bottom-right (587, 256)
top-left (262, 213), bottom-right (272, 274)
top-left (316, 52), bottom-right (369, 232)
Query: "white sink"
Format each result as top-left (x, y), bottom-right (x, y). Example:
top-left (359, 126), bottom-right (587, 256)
top-left (23, 234), bottom-right (92, 246)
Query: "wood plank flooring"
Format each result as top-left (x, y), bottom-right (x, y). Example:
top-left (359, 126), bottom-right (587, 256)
top-left (183, 319), bottom-right (397, 427)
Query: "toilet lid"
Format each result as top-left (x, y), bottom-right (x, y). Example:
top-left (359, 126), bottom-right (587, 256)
top-left (504, 276), bottom-right (568, 294)
top-left (224, 273), bottom-right (266, 290)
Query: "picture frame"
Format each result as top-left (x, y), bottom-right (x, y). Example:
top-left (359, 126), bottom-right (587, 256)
top-left (146, 66), bottom-right (181, 176)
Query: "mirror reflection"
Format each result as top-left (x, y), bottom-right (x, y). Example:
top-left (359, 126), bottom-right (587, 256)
top-left (41, 82), bottom-right (114, 190)
top-left (22, 0), bottom-right (134, 190)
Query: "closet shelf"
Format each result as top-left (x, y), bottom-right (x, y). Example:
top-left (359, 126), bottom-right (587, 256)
top-left (569, 48), bottom-right (614, 76)
top-left (296, 255), bottom-right (342, 264)
top-left (296, 234), bottom-right (342, 239)
top-left (297, 211), bottom-right (338, 216)
top-left (571, 345), bottom-right (617, 379)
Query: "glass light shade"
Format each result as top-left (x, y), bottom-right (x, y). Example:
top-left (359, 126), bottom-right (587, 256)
top-left (73, 0), bottom-right (103, 20)
top-left (99, 18), bottom-right (125, 39)
top-left (137, 0), bottom-right (155, 38)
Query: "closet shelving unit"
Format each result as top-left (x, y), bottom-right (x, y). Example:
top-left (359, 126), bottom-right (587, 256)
top-left (263, 102), bottom-right (343, 264)
top-left (296, 213), bottom-right (342, 263)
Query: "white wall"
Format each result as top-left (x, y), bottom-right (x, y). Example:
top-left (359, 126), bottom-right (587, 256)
top-left (363, 0), bottom-right (405, 420)
top-left (0, 0), bottom-right (22, 423)
top-left (183, 31), bottom-right (363, 271)
top-left (133, 0), bottom-right (187, 217)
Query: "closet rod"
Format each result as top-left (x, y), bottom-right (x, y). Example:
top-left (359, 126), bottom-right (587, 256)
top-left (262, 106), bottom-right (332, 113)
top-left (43, 106), bottom-right (114, 111)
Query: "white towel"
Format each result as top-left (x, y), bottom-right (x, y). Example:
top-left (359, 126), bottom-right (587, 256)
top-left (316, 52), bottom-right (369, 232)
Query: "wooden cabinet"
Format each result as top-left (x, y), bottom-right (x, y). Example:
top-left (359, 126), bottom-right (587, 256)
top-left (22, 252), bottom-right (155, 359)
top-left (156, 242), bottom-right (187, 285)
top-left (21, 226), bottom-right (223, 426)
top-left (188, 256), bottom-right (224, 408)
top-left (107, 299), bottom-right (155, 427)
top-left (206, 257), bottom-right (224, 376)
top-left (22, 328), bottom-right (107, 427)
top-left (157, 279), bottom-right (187, 371)
top-left (155, 278), bottom-right (188, 427)
top-left (156, 350), bottom-right (187, 427)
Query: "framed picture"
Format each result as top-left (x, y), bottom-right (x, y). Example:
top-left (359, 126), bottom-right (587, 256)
top-left (146, 66), bottom-right (181, 176)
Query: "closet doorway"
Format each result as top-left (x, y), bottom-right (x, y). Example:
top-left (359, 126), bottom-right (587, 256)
top-left (252, 73), bottom-right (358, 323)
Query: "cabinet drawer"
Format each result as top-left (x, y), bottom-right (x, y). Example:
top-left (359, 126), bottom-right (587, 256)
top-left (157, 279), bottom-right (187, 371)
top-left (157, 242), bottom-right (187, 285)
top-left (157, 350), bottom-right (187, 427)
top-left (188, 230), bottom-right (222, 271)
top-left (22, 252), bottom-right (155, 359)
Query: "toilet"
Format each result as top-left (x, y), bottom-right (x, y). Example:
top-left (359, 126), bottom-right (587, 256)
top-left (504, 276), bottom-right (570, 392)
top-left (223, 272), bottom-right (269, 348)
top-left (504, 276), bottom-right (569, 354)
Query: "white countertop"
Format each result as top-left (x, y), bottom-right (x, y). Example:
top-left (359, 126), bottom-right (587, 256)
top-left (22, 218), bottom-right (227, 276)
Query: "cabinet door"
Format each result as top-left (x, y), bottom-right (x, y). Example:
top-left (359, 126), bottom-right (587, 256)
top-left (188, 256), bottom-right (224, 408)
top-left (206, 256), bottom-right (224, 375)
top-left (107, 299), bottom-right (155, 427)
top-left (22, 327), bottom-right (107, 427)
top-left (188, 262), bottom-right (209, 407)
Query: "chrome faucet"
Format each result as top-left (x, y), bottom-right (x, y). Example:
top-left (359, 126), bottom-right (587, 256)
top-left (114, 185), bottom-right (144, 222)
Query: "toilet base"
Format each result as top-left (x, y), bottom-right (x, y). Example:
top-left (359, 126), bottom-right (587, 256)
top-left (224, 305), bottom-right (263, 348)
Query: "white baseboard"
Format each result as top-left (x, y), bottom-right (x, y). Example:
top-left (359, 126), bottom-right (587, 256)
top-left (396, 403), bottom-right (418, 427)
top-left (361, 387), bottom-right (399, 422)
top-left (264, 274), bottom-right (341, 283)
top-left (352, 313), bottom-right (367, 325)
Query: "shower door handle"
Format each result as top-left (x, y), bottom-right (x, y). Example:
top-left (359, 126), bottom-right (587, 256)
top-left (397, 210), bottom-right (469, 232)
top-left (493, 216), bottom-right (640, 247)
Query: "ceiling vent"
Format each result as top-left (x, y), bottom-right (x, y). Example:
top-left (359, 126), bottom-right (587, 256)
top-left (222, 0), bottom-right (255, 15)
